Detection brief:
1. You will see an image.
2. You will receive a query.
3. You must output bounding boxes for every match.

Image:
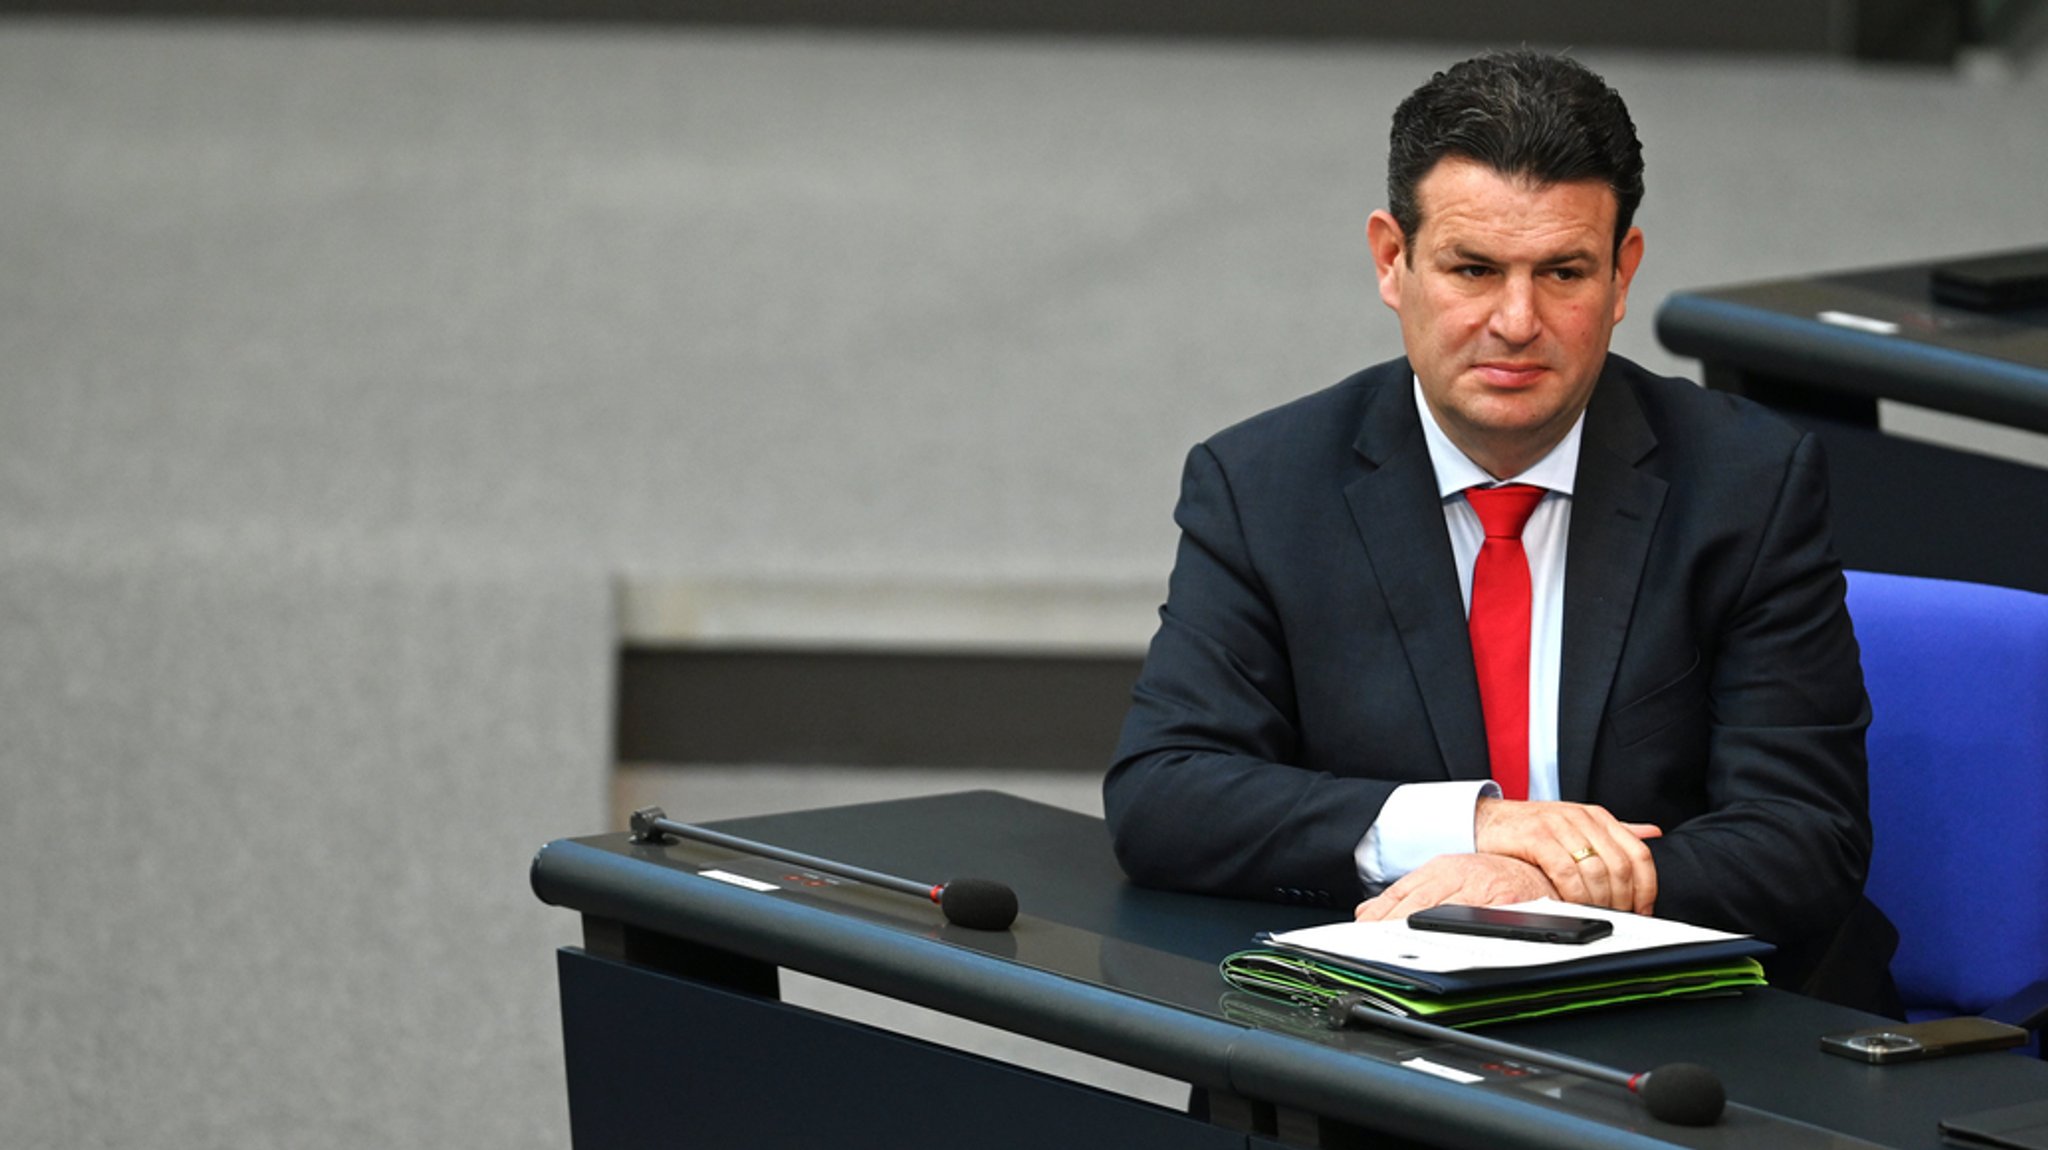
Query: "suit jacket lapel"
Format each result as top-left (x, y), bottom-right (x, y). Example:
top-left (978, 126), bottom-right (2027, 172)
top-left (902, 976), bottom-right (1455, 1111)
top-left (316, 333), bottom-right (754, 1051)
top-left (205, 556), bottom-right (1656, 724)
top-left (1343, 367), bottom-right (1491, 782)
top-left (1557, 363), bottom-right (1668, 800)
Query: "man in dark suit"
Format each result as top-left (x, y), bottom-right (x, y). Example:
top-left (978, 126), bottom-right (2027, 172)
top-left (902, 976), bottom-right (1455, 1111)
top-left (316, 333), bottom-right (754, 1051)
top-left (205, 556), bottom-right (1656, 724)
top-left (1104, 50), bottom-right (1897, 1010)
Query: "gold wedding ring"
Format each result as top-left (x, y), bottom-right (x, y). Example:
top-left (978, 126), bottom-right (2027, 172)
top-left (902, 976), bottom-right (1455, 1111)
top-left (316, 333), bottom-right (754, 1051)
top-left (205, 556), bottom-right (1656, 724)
top-left (1570, 845), bottom-right (1599, 863)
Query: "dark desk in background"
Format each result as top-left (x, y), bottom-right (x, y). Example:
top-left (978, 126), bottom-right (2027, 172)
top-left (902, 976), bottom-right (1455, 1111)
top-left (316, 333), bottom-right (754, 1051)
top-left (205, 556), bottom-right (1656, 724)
top-left (531, 791), bottom-right (2048, 1149)
top-left (1656, 255), bottom-right (2048, 594)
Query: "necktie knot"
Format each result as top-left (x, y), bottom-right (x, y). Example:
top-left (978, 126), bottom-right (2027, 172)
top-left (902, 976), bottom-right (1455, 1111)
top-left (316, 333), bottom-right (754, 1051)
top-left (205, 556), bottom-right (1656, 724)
top-left (1466, 483), bottom-right (1546, 540)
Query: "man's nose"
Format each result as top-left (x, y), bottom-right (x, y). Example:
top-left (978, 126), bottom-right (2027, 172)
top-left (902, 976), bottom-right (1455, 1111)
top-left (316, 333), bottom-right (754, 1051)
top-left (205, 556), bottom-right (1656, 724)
top-left (1489, 275), bottom-right (1541, 344)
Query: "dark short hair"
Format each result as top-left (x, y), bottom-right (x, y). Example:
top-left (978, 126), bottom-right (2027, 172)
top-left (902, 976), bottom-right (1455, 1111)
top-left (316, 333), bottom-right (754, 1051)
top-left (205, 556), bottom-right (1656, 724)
top-left (1386, 50), bottom-right (1644, 257)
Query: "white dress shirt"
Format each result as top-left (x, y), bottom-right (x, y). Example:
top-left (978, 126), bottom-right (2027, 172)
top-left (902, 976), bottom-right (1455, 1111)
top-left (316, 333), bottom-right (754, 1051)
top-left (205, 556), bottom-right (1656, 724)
top-left (1353, 380), bottom-right (1584, 888)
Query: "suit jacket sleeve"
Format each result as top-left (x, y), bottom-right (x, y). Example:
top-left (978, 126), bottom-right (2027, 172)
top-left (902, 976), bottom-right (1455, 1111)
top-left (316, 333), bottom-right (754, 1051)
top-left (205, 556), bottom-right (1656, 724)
top-left (1635, 430), bottom-right (1874, 963)
top-left (1103, 441), bottom-right (1396, 909)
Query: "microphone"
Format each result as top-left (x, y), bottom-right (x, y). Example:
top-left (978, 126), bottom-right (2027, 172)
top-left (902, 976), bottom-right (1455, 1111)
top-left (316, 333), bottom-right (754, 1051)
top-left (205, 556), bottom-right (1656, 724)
top-left (628, 806), bottom-right (1020, 931)
top-left (1332, 995), bottom-right (1725, 1127)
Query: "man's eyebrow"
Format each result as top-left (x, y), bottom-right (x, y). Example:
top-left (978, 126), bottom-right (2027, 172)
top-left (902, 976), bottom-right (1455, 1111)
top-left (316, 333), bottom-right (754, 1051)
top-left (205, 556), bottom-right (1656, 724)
top-left (1443, 245), bottom-right (1601, 267)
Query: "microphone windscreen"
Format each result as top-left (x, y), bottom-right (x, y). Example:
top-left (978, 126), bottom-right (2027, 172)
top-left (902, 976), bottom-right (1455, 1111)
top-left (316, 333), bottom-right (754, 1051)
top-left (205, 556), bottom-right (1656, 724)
top-left (1636, 1063), bottom-right (1724, 1126)
top-left (938, 878), bottom-right (1019, 931)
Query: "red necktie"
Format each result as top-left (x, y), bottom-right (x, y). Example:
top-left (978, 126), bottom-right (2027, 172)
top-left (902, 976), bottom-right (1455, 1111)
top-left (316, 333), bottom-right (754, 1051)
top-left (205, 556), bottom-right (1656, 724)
top-left (1465, 483), bottom-right (1546, 802)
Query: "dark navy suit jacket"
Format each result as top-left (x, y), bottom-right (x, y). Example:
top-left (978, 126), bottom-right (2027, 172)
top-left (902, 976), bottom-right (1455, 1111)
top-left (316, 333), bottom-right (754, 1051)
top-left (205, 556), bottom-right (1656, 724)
top-left (1105, 354), bottom-right (1897, 1006)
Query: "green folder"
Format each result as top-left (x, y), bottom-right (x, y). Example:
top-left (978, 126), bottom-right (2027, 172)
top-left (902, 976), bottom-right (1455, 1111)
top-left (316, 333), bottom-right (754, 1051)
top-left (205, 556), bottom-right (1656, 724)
top-left (1221, 946), bottom-right (1767, 1029)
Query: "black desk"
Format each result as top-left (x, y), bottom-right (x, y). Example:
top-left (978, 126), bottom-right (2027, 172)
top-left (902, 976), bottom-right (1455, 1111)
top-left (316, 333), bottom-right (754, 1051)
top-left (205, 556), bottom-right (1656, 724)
top-left (532, 791), bottom-right (2048, 1149)
top-left (1655, 256), bottom-right (2048, 594)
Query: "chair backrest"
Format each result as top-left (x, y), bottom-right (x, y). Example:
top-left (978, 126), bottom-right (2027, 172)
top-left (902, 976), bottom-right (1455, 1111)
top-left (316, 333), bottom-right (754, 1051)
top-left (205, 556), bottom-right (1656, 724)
top-left (1845, 570), bottom-right (2048, 1018)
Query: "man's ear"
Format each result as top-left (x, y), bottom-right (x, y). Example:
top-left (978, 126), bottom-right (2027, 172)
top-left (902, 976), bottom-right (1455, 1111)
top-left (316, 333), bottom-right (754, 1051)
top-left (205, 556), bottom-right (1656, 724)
top-left (1611, 226), bottom-right (1646, 325)
top-left (1366, 209), bottom-right (1408, 311)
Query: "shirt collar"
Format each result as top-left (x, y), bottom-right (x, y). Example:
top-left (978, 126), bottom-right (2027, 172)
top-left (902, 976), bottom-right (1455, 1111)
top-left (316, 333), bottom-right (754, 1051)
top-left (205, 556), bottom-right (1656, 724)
top-left (1412, 376), bottom-right (1584, 500)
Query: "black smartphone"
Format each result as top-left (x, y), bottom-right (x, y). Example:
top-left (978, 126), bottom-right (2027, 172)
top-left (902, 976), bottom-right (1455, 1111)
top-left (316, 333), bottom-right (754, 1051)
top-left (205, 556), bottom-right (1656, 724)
top-left (1819, 1017), bottom-right (2028, 1063)
top-left (1929, 247), bottom-right (2048, 311)
top-left (1406, 904), bottom-right (1614, 944)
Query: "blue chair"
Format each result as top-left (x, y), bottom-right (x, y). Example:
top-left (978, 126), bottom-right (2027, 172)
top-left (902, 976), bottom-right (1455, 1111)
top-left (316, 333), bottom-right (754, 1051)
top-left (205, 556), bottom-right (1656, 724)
top-left (1845, 570), bottom-right (2048, 1055)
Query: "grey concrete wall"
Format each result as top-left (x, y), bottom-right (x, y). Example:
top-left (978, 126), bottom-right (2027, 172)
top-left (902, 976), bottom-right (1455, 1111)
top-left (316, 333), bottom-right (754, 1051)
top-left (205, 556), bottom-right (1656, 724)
top-left (0, 541), bottom-right (609, 1147)
top-left (3, 20), bottom-right (2046, 1149)
top-left (8, 26), bottom-right (2044, 592)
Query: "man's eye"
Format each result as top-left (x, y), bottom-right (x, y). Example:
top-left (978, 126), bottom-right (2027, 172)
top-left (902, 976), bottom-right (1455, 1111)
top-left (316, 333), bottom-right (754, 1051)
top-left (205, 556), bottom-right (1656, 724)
top-left (1549, 267), bottom-right (1585, 282)
top-left (1454, 265), bottom-right (1493, 278)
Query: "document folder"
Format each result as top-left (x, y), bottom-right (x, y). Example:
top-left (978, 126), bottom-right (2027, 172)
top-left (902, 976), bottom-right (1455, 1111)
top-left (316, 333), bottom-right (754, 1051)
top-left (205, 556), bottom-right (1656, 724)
top-left (1224, 900), bottom-right (1773, 1027)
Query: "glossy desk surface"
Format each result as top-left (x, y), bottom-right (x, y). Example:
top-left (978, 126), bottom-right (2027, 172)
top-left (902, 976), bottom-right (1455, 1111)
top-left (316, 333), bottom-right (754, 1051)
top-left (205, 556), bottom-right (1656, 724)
top-left (1656, 258), bottom-right (2048, 433)
top-left (533, 790), bottom-right (2048, 1150)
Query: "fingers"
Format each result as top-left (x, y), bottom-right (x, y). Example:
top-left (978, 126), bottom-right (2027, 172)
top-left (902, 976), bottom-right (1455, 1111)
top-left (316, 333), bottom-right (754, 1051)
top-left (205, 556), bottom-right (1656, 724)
top-left (1561, 813), bottom-right (1657, 915)
top-left (1609, 822), bottom-right (1658, 915)
top-left (1354, 854), bottom-right (1558, 922)
top-left (1474, 799), bottom-right (1660, 915)
top-left (1355, 869), bottom-right (1443, 922)
top-left (1600, 814), bottom-right (1658, 914)
top-left (1565, 819), bottom-right (1656, 914)
top-left (1545, 816), bottom-right (1607, 908)
top-left (1354, 890), bottom-right (1405, 922)
top-left (1359, 871), bottom-right (1461, 922)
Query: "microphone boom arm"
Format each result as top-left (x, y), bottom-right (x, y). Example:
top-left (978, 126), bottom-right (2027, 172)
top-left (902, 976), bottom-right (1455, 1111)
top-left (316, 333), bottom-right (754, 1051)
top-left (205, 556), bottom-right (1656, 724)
top-left (631, 807), bottom-right (936, 901)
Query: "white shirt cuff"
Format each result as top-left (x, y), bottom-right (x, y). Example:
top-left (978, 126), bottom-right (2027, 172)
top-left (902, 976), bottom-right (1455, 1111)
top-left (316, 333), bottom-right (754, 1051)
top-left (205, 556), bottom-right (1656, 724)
top-left (1354, 780), bottom-right (1501, 889)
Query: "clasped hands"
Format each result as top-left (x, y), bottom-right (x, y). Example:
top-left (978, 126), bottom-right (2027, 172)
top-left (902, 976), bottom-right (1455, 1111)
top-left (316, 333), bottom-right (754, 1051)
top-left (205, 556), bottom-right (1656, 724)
top-left (1354, 798), bottom-right (1661, 922)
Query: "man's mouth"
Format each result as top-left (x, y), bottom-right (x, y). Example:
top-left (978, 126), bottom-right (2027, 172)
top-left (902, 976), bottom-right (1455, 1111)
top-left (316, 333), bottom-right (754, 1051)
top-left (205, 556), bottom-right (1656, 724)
top-left (1473, 362), bottom-right (1548, 388)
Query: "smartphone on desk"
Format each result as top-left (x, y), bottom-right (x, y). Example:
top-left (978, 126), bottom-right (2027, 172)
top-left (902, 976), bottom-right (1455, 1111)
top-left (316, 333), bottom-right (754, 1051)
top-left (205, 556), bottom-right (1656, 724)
top-left (1819, 1017), bottom-right (2027, 1063)
top-left (1407, 904), bottom-right (1614, 944)
top-left (1930, 247), bottom-right (2048, 310)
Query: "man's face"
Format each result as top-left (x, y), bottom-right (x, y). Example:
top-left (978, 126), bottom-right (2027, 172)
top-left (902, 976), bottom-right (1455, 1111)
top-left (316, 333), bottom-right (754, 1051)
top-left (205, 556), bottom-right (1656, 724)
top-left (1369, 157), bottom-right (1644, 478)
